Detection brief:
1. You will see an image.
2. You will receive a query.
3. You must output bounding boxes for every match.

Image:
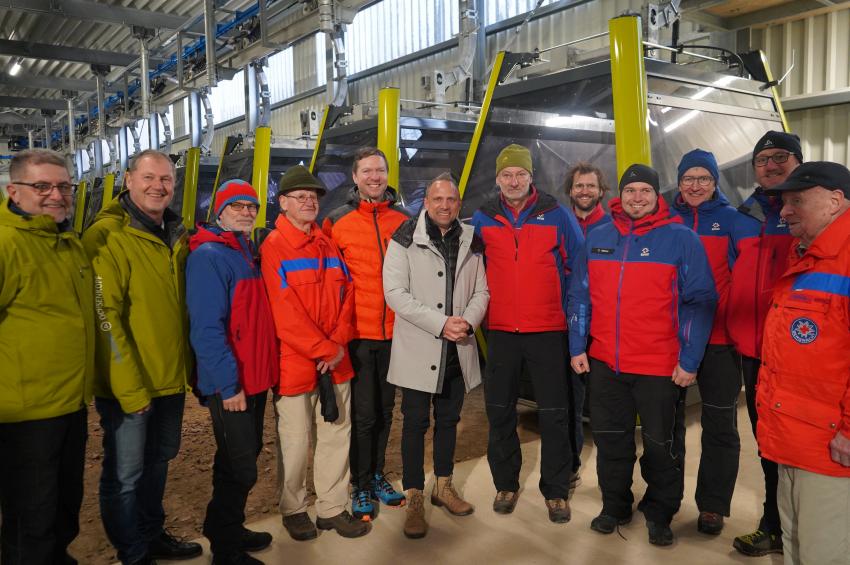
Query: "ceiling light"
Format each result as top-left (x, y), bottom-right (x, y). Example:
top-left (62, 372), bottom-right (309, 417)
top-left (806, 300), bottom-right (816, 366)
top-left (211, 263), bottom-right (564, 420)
top-left (8, 58), bottom-right (22, 77)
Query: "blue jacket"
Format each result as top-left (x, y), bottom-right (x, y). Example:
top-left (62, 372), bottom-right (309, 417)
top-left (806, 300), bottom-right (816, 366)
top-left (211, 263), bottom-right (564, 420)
top-left (186, 224), bottom-right (278, 399)
top-left (568, 197), bottom-right (717, 376)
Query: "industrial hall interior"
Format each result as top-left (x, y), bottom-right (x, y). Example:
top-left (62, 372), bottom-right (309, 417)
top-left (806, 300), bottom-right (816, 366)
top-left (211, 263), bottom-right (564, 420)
top-left (2, 0), bottom-right (850, 564)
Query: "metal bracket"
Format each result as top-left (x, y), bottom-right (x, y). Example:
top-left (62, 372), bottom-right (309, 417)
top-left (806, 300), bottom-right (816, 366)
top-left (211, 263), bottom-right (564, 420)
top-left (760, 49), bottom-right (795, 91)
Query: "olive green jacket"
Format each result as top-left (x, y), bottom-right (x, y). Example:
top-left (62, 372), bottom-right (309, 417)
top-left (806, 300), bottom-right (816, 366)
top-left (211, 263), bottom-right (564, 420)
top-left (0, 201), bottom-right (94, 423)
top-left (82, 194), bottom-right (191, 413)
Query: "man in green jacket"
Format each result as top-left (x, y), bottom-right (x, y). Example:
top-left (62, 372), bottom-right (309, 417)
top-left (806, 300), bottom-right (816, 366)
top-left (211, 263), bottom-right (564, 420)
top-left (82, 149), bottom-right (201, 565)
top-left (0, 149), bottom-right (94, 565)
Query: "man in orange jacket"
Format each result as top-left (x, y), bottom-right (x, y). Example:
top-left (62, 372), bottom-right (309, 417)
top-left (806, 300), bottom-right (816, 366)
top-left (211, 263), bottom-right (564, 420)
top-left (322, 147), bottom-right (408, 520)
top-left (261, 165), bottom-right (369, 542)
top-left (757, 161), bottom-right (850, 565)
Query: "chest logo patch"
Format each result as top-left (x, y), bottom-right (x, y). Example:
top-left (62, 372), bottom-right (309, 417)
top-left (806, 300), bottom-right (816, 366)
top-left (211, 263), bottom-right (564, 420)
top-left (640, 247), bottom-right (650, 257)
top-left (536, 214), bottom-right (545, 220)
top-left (790, 317), bottom-right (818, 344)
top-left (711, 222), bottom-right (720, 231)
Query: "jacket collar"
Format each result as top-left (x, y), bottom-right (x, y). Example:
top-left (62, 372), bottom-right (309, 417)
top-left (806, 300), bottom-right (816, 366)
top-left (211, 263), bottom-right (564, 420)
top-left (610, 196), bottom-right (682, 235)
top-left (189, 222), bottom-right (252, 253)
top-left (274, 213), bottom-right (321, 249)
top-left (672, 187), bottom-right (730, 215)
top-left (347, 186), bottom-right (400, 214)
top-left (0, 198), bottom-right (67, 235)
top-left (481, 185), bottom-right (559, 224)
top-left (796, 207), bottom-right (850, 260)
top-left (412, 209), bottom-right (471, 249)
top-left (576, 203), bottom-right (606, 229)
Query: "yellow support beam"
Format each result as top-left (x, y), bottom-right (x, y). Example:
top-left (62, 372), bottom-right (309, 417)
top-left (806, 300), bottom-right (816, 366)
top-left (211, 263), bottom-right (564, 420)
top-left (308, 105), bottom-right (330, 174)
top-left (73, 179), bottom-right (88, 234)
top-left (252, 126), bottom-right (273, 230)
top-left (609, 15), bottom-right (652, 179)
top-left (182, 147), bottom-right (201, 230)
top-left (760, 50), bottom-right (790, 132)
top-left (458, 51), bottom-right (505, 198)
top-left (206, 140), bottom-right (233, 223)
top-left (99, 173), bottom-right (116, 212)
top-left (377, 87), bottom-right (400, 191)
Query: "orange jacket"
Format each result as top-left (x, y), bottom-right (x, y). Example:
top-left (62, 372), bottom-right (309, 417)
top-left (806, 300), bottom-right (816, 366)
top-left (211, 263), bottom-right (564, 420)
top-left (322, 187), bottom-right (408, 340)
top-left (757, 208), bottom-right (850, 477)
top-left (260, 214), bottom-right (355, 395)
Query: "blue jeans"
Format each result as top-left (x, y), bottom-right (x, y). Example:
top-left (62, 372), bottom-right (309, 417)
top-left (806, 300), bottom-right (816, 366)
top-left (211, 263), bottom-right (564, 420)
top-left (96, 394), bottom-right (185, 564)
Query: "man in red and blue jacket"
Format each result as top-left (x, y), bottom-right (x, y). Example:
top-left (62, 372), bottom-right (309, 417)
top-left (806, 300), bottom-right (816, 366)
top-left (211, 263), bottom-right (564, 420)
top-left (671, 149), bottom-right (761, 536)
top-left (728, 131), bottom-right (801, 557)
top-left (564, 161), bottom-right (612, 237)
top-left (471, 143), bottom-right (584, 524)
top-left (569, 163), bottom-right (716, 546)
top-left (186, 180), bottom-right (278, 564)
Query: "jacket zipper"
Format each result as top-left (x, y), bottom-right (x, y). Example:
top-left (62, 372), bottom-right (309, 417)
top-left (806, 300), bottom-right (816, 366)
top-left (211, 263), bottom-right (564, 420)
top-left (614, 221), bottom-right (634, 373)
top-left (372, 208), bottom-right (388, 340)
top-left (753, 205), bottom-right (767, 357)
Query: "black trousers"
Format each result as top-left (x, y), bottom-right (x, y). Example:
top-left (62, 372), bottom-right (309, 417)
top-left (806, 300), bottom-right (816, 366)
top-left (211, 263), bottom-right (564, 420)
top-left (348, 339), bottom-right (396, 490)
top-left (742, 355), bottom-right (781, 534)
top-left (589, 359), bottom-right (685, 524)
top-left (400, 363), bottom-right (465, 491)
top-left (0, 408), bottom-right (87, 565)
top-left (692, 344), bottom-right (742, 516)
top-left (202, 391), bottom-right (267, 556)
top-left (485, 330), bottom-right (573, 500)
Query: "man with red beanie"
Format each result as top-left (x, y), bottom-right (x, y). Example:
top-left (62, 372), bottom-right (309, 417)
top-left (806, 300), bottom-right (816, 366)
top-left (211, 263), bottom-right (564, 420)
top-left (728, 131), bottom-right (801, 557)
top-left (671, 149), bottom-right (761, 536)
top-left (187, 179), bottom-right (278, 565)
top-left (569, 163), bottom-right (717, 546)
top-left (261, 165), bottom-right (368, 541)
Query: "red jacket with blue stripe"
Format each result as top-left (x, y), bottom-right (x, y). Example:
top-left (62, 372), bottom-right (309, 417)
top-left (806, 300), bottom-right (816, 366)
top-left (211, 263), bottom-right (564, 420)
top-left (187, 224), bottom-right (279, 399)
top-left (471, 187), bottom-right (584, 333)
top-left (568, 198), bottom-right (717, 376)
top-left (727, 189), bottom-right (794, 359)
top-left (672, 189), bottom-right (761, 346)
top-left (576, 203), bottom-right (612, 237)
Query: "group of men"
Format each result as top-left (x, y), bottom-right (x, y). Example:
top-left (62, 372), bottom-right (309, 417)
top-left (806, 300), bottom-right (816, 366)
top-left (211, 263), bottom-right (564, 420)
top-left (1, 128), bottom-right (848, 565)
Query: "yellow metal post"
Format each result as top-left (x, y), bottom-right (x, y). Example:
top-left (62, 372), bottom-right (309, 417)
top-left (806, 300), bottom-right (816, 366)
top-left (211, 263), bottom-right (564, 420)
top-left (206, 141), bottom-right (233, 223)
top-left (99, 173), bottom-right (116, 211)
top-left (252, 126), bottom-right (272, 230)
top-left (308, 106), bottom-right (330, 174)
top-left (182, 146), bottom-right (201, 229)
top-left (760, 50), bottom-right (790, 132)
top-left (458, 51), bottom-right (505, 199)
top-left (609, 15), bottom-right (652, 179)
top-left (73, 179), bottom-right (88, 234)
top-left (377, 87), bottom-right (400, 191)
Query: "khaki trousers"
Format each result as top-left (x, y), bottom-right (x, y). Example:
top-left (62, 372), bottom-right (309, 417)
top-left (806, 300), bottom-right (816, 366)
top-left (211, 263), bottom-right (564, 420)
top-left (274, 382), bottom-right (351, 519)
top-left (778, 464), bottom-right (850, 565)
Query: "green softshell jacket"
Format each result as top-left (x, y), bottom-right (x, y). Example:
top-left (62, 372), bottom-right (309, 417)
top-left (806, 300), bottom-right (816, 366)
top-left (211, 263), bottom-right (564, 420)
top-left (0, 201), bottom-right (94, 423)
top-left (82, 195), bottom-right (191, 413)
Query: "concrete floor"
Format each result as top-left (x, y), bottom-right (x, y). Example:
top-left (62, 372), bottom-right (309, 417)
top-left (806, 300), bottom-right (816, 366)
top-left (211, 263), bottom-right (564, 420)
top-left (168, 398), bottom-right (782, 565)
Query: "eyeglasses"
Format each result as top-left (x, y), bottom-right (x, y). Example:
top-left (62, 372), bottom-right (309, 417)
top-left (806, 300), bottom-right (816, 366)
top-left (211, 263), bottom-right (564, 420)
top-left (680, 175), bottom-right (714, 187)
top-left (284, 193), bottom-right (319, 204)
top-left (228, 202), bottom-right (259, 213)
top-left (754, 152), bottom-right (792, 167)
top-left (12, 181), bottom-right (77, 196)
top-left (498, 171), bottom-right (530, 183)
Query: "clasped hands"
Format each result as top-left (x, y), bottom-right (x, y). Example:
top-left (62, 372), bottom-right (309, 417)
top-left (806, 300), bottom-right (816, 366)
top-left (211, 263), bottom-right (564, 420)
top-left (442, 316), bottom-right (471, 342)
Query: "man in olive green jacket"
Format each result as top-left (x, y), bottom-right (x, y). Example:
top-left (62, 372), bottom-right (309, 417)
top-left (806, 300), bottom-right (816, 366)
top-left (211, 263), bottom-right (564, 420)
top-left (82, 149), bottom-right (200, 565)
top-left (0, 149), bottom-right (94, 565)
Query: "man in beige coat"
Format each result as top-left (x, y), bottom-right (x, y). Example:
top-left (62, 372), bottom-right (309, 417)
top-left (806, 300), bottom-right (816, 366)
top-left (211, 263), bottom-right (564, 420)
top-left (382, 173), bottom-right (490, 539)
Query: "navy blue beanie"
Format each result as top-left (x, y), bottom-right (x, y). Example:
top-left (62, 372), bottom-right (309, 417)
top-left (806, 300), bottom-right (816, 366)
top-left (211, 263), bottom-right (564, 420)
top-left (678, 149), bottom-right (719, 184)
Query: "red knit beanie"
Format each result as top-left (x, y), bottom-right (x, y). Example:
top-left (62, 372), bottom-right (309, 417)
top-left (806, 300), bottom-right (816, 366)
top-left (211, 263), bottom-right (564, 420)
top-left (214, 179), bottom-right (259, 217)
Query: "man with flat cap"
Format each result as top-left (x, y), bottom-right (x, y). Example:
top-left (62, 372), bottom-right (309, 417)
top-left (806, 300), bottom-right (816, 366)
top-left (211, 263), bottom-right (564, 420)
top-left (260, 165), bottom-right (368, 542)
top-left (756, 161), bottom-right (850, 565)
top-left (569, 163), bottom-right (716, 546)
top-left (471, 143), bottom-right (584, 523)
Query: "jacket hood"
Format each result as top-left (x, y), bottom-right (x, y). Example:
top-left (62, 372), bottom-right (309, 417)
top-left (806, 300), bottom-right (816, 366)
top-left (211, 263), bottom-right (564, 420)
top-left (189, 223), bottom-right (250, 252)
top-left (672, 186), bottom-right (731, 214)
top-left (610, 196), bottom-right (682, 235)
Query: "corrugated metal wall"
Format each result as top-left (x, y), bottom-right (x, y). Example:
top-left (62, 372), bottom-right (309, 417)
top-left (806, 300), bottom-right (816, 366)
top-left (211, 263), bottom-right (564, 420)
top-left (752, 6), bottom-right (850, 163)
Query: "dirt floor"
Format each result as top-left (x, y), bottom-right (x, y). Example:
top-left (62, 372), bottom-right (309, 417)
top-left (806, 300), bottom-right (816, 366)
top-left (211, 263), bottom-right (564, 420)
top-left (69, 388), bottom-right (542, 564)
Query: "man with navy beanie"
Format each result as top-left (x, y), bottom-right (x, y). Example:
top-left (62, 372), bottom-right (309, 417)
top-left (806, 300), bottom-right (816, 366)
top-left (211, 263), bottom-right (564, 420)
top-left (672, 149), bottom-right (761, 536)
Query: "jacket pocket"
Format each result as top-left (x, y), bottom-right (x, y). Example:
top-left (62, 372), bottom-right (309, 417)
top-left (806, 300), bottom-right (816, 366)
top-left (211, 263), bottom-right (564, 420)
top-left (768, 387), bottom-right (842, 431)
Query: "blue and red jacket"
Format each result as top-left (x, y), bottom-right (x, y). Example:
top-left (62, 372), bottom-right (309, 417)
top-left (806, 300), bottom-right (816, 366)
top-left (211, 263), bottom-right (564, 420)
top-left (672, 188), bottom-right (760, 345)
top-left (471, 187), bottom-right (584, 333)
top-left (568, 197), bottom-right (717, 376)
top-left (727, 189), bottom-right (794, 359)
top-left (187, 224), bottom-right (278, 399)
top-left (576, 203), bottom-right (612, 237)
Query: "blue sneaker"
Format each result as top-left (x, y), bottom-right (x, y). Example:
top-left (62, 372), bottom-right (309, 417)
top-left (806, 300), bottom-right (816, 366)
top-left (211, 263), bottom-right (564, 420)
top-left (351, 488), bottom-right (375, 521)
top-left (372, 473), bottom-right (406, 507)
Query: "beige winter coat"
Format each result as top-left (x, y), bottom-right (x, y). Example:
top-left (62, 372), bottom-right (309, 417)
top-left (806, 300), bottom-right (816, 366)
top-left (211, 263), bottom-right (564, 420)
top-left (383, 211), bottom-right (489, 394)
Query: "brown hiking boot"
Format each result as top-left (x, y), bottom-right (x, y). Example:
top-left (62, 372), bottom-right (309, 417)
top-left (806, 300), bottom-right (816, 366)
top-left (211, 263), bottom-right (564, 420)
top-left (282, 512), bottom-right (318, 541)
top-left (431, 475), bottom-right (474, 516)
top-left (493, 490), bottom-right (519, 514)
top-left (315, 510), bottom-right (370, 538)
top-left (545, 498), bottom-right (571, 524)
top-left (404, 489), bottom-right (428, 539)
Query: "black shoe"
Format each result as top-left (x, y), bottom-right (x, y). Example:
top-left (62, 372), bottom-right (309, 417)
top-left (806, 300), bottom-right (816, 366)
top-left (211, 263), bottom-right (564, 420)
top-left (211, 551), bottom-right (264, 565)
top-left (147, 530), bottom-right (203, 561)
top-left (590, 512), bottom-right (632, 534)
top-left (647, 521), bottom-right (674, 546)
top-left (240, 529), bottom-right (273, 552)
top-left (697, 511), bottom-right (724, 535)
top-left (315, 510), bottom-right (370, 538)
